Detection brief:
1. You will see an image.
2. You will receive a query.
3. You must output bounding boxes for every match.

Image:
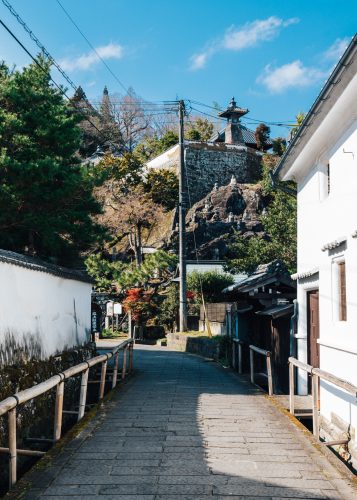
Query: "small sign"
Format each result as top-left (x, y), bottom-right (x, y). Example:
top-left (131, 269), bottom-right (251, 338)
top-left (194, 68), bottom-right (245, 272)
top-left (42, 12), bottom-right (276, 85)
top-left (106, 301), bottom-right (114, 317)
top-left (114, 303), bottom-right (122, 315)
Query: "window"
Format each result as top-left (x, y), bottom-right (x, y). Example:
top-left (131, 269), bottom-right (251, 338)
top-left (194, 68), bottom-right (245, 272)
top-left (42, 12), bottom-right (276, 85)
top-left (338, 261), bottom-right (347, 321)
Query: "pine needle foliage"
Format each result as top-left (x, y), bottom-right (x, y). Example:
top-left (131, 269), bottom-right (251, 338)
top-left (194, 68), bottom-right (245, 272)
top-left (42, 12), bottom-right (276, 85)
top-left (0, 56), bottom-right (102, 264)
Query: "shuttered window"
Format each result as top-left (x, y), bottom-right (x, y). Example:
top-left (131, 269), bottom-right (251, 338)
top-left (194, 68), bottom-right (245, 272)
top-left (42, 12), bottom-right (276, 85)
top-left (339, 261), bottom-right (347, 321)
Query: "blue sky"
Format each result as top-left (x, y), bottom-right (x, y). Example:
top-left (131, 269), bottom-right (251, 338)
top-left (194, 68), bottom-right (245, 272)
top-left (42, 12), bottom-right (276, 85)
top-left (0, 0), bottom-right (355, 137)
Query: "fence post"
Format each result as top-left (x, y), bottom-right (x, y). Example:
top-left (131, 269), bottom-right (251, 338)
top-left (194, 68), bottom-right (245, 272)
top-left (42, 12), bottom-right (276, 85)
top-left (250, 348), bottom-right (254, 385)
top-left (99, 360), bottom-right (107, 400)
top-left (266, 354), bottom-right (273, 396)
top-left (238, 343), bottom-right (243, 374)
top-left (8, 408), bottom-right (17, 489)
top-left (129, 344), bottom-right (133, 373)
top-left (112, 353), bottom-right (119, 388)
top-left (312, 372), bottom-right (319, 438)
top-left (53, 380), bottom-right (64, 442)
top-left (78, 369), bottom-right (89, 421)
top-left (122, 347), bottom-right (127, 379)
top-left (289, 362), bottom-right (295, 415)
top-left (232, 342), bottom-right (236, 370)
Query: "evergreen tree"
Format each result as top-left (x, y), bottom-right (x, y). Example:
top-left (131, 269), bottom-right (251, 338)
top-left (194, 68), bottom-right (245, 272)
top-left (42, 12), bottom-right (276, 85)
top-left (70, 85), bottom-right (101, 157)
top-left (144, 169), bottom-right (178, 210)
top-left (226, 154), bottom-right (297, 274)
top-left (0, 57), bottom-right (103, 264)
top-left (99, 86), bottom-right (123, 152)
top-left (272, 137), bottom-right (287, 156)
top-left (186, 118), bottom-right (214, 141)
top-left (254, 123), bottom-right (271, 151)
top-left (135, 130), bottom-right (179, 162)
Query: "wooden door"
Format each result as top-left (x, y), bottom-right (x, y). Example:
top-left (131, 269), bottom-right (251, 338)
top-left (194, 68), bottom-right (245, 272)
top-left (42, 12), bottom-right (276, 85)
top-left (307, 290), bottom-right (320, 368)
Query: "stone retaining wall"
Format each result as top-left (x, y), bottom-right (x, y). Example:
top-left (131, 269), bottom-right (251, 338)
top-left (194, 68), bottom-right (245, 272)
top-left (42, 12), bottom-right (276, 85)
top-left (166, 332), bottom-right (219, 359)
top-left (185, 143), bottom-right (262, 203)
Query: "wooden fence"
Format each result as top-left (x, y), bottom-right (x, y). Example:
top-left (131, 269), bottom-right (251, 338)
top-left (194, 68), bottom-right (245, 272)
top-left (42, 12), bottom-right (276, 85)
top-left (249, 344), bottom-right (273, 396)
top-left (288, 356), bottom-right (357, 443)
top-left (232, 339), bottom-right (244, 374)
top-left (0, 339), bottom-right (134, 489)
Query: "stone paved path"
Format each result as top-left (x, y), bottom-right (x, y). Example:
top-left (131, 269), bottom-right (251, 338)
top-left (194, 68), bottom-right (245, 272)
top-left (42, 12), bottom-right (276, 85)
top-left (13, 346), bottom-right (357, 499)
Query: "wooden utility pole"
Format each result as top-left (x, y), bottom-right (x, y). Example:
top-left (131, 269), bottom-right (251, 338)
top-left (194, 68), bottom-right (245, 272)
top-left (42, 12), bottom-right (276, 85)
top-left (178, 100), bottom-right (187, 332)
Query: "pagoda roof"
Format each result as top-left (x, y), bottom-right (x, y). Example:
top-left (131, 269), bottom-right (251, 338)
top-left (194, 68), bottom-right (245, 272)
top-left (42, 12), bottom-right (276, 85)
top-left (218, 97), bottom-right (249, 119)
top-left (210, 125), bottom-right (272, 150)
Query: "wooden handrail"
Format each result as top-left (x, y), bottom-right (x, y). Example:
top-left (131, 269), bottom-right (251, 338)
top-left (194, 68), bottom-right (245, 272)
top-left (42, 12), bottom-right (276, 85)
top-left (288, 357), bottom-right (357, 440)
top-left (249, 344), bottom-right (271, 357)
top-left (0, 338), bottom-right (134, 490)
top-left (249, 344), bottom-right (273, 396)
top-left (288, 356), bottom-right (313, 373)
top-left (0, 340), bottom-right (132, 417)
top-left (312, 367), bottom-right (357, 397)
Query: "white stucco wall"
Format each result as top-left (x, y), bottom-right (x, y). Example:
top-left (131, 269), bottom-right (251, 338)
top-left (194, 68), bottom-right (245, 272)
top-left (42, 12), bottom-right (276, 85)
top-left (292, 103), bottom-right (357, 438)
top-left (0, 261), bottom-right (92, 360)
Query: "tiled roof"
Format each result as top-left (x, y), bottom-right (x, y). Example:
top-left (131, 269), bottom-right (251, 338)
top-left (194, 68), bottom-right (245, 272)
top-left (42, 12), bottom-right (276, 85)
top-left (0, 249), bottom-right (92, 283)
top-left (255, 303), bottom-right (294, 318)
top-left (223, 260), bottom-right (295, 293)
top-left (210, 126), bottom-right (273, 147)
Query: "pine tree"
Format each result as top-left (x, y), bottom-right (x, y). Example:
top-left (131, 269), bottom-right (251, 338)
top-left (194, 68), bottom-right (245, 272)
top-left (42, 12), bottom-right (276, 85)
top-left (0, 56), bottom-right (103, 264)
top-left (99, 86), bottom-right (122, 152)
top-left (70, 85), bottom-right (101, 157)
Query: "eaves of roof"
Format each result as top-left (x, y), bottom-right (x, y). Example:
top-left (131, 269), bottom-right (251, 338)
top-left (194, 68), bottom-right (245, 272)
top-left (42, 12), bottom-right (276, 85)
top-left (255, 303), bottom-right (294, 319)
top-left (236, 274), bottom-right (295, 293)
top-left (0, 249), bottom-right (93, 284)
top-left (273, 34), bottom-right (357, 180)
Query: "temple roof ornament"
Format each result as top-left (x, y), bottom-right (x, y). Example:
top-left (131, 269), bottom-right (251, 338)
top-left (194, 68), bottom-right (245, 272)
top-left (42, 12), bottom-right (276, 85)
top-left (218, 97), bottom-right (249, 122)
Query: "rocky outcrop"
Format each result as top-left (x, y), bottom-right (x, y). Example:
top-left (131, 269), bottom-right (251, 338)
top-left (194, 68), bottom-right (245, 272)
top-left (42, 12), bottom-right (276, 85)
top-left (172, 177), bottom-right (268, 259)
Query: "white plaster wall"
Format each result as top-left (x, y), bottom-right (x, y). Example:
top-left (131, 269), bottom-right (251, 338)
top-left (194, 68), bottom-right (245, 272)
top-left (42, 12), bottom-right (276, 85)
top-left (0, 262), bottom-right (92, 359)
top-left (295, 117), bottom-right (357, 432)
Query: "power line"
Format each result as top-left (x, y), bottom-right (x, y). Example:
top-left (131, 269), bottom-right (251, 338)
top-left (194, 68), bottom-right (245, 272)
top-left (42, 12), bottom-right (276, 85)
top-left (189, 100), bottom-right (296, 128)
top-left (0, 0), bottom-right (183, 149)
top-left (55, 0), bottom-right (129, 95)
top-left (0, 17), bottom-right (122, 148)
top-left (1, 0), bottom-right (78, 93)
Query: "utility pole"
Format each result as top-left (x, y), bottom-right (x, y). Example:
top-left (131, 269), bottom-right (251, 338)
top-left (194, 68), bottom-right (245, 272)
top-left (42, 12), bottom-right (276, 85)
top-left (178, 99), bottom-right (187, 332)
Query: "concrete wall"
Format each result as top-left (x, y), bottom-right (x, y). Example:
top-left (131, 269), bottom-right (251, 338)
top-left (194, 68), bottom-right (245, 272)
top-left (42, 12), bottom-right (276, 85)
top-left (0, 261), bottom-right (92, 363)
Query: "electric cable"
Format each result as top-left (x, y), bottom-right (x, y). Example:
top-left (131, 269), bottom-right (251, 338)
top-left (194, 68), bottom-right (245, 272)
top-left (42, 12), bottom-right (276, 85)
top-left (189, 99), bottom-right (296, 127)
top-left (55, 0), bottom-right (129, 96)
top-left (0, 17), bottom-right (124, 151)
top-left (2, 0), bottom-right (78, 94)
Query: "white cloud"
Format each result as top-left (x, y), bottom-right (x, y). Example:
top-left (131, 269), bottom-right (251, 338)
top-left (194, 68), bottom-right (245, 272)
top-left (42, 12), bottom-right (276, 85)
top-left (190, 52), bottom-right (209, 70)
top-left (189, 16), bottom-right (299, 70)
top-left (60, 43), bottom-right (123, 71)
top-left (323, 37), bottom-right (350, 62)
top-left (223, 16), bottom-right (299, 51)
top-left (258, 60), bottom-right (327, 93)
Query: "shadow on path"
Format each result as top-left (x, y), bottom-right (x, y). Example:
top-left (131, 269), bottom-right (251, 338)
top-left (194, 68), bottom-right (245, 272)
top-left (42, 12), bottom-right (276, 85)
top-left (7, 346), bottom-right (357, 499)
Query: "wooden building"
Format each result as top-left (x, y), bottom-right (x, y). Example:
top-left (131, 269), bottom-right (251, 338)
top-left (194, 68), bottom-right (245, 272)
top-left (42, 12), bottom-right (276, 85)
top-left (223, 260), bottom-right (296, 393)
